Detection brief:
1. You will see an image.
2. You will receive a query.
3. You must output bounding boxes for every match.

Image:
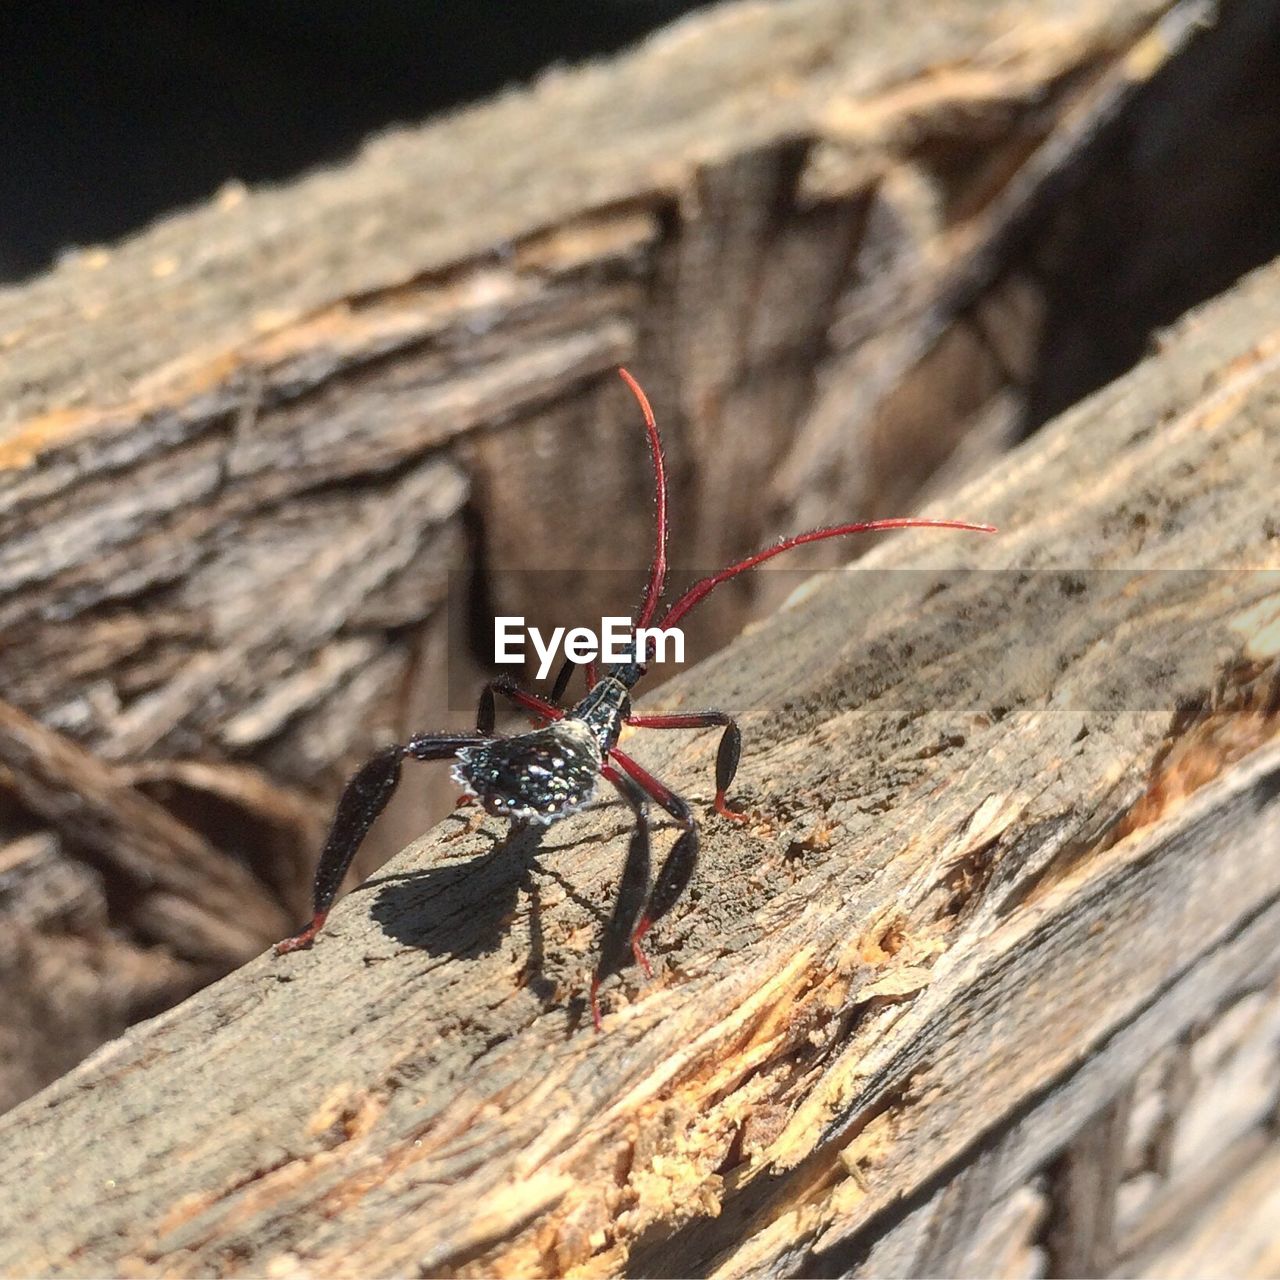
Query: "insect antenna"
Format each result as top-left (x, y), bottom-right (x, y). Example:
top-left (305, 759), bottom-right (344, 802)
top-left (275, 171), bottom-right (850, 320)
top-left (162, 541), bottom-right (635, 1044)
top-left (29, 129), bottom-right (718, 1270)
top-left (618, 368), bottom-right (669, 631)
top-left (656, 517), bottom-right (996, 632)
top-left (614, 370), bottom-right (995, 656)
top-left (544, 370), bottom-right (665, 700)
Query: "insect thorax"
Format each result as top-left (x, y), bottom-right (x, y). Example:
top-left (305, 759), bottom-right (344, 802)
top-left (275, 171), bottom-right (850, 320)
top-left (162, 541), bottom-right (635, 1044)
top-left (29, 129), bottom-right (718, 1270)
top-left (452, 719), bottom-right (601, 824)
top-left (569, 677), bottom-right (632, 754)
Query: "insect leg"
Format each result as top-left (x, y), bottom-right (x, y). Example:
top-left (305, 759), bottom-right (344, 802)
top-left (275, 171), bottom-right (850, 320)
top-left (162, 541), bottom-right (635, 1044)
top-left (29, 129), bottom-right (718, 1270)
top-left (547, 658), bottom-right (600, 706)
top-left (548, 659), bottom-right (576, 705)
top-left (590, 764), bottom-right (652, 1030)
top-left (477, 674), bottom-right (564, 732)
top-left (607, 748), bottom-right (699, 976)
top-left (625, 712), bottom-right (745, 820)
top-left (275, 732), bottom-right (490, 954)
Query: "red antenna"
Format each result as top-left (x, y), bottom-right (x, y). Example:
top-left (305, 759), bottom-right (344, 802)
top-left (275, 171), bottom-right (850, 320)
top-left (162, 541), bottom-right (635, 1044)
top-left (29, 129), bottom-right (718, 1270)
top-left (657, 518), bottom-right (996, 631)
top-left (619, 368), bottom-right (669, 630)
top-left (616, 367), bottom-right (996, 640)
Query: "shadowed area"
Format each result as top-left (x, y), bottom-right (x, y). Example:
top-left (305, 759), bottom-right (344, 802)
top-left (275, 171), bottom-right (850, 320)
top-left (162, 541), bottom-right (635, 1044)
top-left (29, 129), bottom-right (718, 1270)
top-left (0, 1), bottom-right (715, 280)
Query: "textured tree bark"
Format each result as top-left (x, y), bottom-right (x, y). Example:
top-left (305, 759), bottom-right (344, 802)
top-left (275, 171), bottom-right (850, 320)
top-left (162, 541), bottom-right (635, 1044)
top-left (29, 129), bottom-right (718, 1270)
top-left (0, 241), bottom-right (1277, 1276)
top-left (5, 0), bottom-right (1233, 1113)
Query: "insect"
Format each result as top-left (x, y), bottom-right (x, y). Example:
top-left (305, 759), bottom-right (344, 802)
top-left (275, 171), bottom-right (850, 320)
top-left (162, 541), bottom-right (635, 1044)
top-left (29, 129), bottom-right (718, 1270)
top-left (275, 368), bottom-right (994, 1027)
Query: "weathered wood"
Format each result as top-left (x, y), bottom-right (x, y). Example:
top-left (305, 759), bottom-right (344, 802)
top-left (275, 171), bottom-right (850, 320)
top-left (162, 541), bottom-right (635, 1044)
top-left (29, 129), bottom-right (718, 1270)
top-left (1, 0), bottom-right (1213, 1111)
top-left (837, 907), bottom-right (1280, 1280)
top-left (0, 233), bottom-right (1277, 1276)
top-left (1105, 980), bottom-right (1280, 1277)
top-left (1044, 1094), bottom-right (1131, 1276)
top-left (0, 697), bottom-right (287, 961)
top-left (0, 0), bottom-right (1176, 428)
top-left (1117, 1139), bottom-right (1280, 1279)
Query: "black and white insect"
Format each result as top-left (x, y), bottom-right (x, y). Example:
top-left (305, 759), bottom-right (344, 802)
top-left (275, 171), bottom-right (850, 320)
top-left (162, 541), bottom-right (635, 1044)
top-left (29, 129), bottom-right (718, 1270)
top-left (275, 369), bottom-right (994, 1026)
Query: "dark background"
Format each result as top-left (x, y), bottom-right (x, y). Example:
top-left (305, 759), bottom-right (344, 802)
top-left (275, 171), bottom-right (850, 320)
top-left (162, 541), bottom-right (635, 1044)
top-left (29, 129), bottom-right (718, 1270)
top-left (0, 1), bottom-right (715, 281)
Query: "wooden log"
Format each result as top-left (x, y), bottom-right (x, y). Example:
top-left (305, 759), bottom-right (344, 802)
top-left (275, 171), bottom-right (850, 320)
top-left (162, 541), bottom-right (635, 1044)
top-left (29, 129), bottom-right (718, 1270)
top-left (0, 235), bottom-right (1277, 1276)
top-left (2, 0), bottom-right (1217, 1111)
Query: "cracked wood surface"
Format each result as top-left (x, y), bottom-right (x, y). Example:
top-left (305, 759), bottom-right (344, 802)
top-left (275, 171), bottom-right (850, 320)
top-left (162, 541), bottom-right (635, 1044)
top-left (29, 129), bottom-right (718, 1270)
top-left (1, 247), bottom-right (1278, 1277)
top-left (0, 0), bottom-right (1205, 1113)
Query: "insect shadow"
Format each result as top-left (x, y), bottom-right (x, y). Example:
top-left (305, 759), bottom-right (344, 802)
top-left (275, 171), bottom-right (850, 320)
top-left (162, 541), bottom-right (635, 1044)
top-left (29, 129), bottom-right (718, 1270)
top-left (360, 815), bottom-right (614, 1006)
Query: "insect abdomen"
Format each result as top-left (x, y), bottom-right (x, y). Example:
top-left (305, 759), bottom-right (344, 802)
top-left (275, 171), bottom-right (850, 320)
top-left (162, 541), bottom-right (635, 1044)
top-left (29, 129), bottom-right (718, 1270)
top-left (452, 721), bottom-right (601, 823)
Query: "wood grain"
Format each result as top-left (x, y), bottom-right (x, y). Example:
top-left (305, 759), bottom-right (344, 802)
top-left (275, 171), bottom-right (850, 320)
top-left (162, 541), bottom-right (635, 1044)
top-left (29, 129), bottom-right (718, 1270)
top-left (0, 240), bottom-right (1277, 1277)
top-left (0, 0), bottom-right (1208, 1113)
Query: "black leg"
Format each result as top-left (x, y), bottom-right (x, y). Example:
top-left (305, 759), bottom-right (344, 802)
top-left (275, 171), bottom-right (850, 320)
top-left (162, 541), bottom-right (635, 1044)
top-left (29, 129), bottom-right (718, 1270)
top-left (275, 732), bottom-right (489, 954)
top-left (607, 747), bottom-right (699, 974)
top-left (477, 685), bottom-right (496, 734)
top-left (625, 711), bottom-right (745, 820)
top-left (590, 764), bottom-right (652, 1030)
top-left (477, 675), bottom-right (564, 733)
top-left (548, 658), bottom-right (599, 704)
top-left (549, 658), bottom-right (577, 705)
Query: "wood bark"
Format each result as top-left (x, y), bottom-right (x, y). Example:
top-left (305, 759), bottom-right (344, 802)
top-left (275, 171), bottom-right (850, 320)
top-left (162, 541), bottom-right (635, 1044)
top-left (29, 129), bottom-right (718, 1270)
top-left (6, 0), bottom-right (1241, 1112)
top-left (0, 235), bottom-right (1278, 1276)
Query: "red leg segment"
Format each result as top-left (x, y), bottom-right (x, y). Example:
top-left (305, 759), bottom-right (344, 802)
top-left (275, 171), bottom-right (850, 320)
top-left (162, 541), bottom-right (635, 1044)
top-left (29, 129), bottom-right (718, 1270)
top-left (275, 909), bottom-right (330, 955)
top-left (478, 676), bottom-right (564, 734)
top-left (609, 748), bottom-right (692, 825)
top-left (625, 711), bottom-right (745, 820)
